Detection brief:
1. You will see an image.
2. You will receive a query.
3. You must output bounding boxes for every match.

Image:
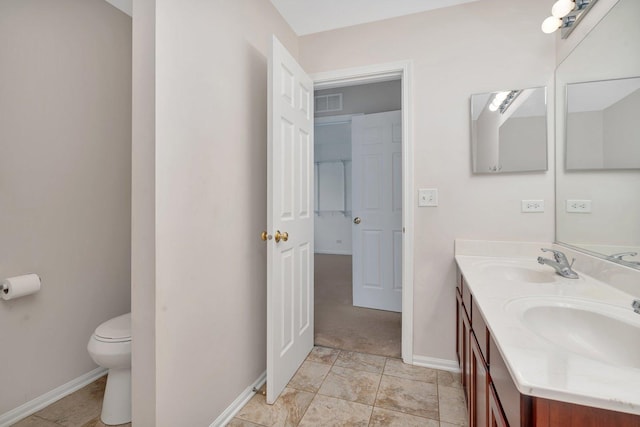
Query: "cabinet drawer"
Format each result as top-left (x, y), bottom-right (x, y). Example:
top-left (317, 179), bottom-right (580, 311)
top-left (472, 297), bottom-right (489, 361)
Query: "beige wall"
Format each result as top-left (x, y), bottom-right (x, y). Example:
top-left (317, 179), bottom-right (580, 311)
top-left (604, 89), bottom-right (640, 168)
top-left (136, 0), bottom-right (299, 425)
top-left (499, 116), bottom-right (548, 172)
top-left (0, 0), bottom-right (131, 415)
top-left (131, 0), bottom-right (156, 425)
top-left (300, 0), bottom-right (556, 362)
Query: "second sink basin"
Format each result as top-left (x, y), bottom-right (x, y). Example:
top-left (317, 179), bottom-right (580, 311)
top-left (505, 297), bottom-right (640, 369)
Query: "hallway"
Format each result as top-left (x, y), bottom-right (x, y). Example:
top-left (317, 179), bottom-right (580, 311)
top-left (314, 254), bottom-right (401, 358)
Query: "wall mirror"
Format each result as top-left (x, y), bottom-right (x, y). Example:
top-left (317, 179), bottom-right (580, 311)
top-left (556, 0), bottom-right (640, 269)
top-left (470, 86), bottom-right (547, 174)
top-left (566, 76), bottom-right (640, 170)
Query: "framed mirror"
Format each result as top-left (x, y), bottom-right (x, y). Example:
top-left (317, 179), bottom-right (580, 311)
top-left (470, 87), bottom-right (547, 174)
top-left (555, 0), bottom-right (640, 269)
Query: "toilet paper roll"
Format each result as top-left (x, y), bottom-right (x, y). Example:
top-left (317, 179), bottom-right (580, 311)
top-left (1, 274), bottom-right (41, 301)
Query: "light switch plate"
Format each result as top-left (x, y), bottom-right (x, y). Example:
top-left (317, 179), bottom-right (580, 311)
top-left (418, 188), bottom-right (438, 207)
top-left (521, 200), bottom-right (544, 212)
top-left (566, 199), bottom-right (592, 213)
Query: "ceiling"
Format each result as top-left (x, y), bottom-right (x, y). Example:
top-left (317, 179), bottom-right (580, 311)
top-left (270, 0), bottom-right (481, 36)
top-left (104, 0), bottom-right (131, 16)
top-left (568, 78), bottom-right (640, 113)
top-left (102, 1), bottom-right (481, 34)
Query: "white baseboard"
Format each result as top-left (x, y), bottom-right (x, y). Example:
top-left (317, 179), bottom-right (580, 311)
top-left (210, 371), bottom-right (266, 427)
top-left (412, 355), bottom-right (460, 373)
top-left (0, 367), bottom-right (107, 427)
top-left (314, 250), bottom-right (352, 256)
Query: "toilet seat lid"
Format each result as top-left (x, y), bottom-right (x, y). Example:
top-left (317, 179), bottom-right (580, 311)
top-left (95, 313), bottom-right (131, 341)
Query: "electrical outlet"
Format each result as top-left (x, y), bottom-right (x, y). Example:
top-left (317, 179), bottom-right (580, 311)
top-left (566, 199), bottom-right (592, 213)
top-left (418, 188), bottom-right (438, 207)
top-left (521, 200), bottom-right (544, 212)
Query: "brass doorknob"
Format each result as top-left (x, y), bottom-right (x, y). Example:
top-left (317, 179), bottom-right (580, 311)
top-left (274, 230), bottom-right (289, 242)
top-left (353, 217), bottom-right (361, 224)
top-left (261, 231), bottom-right (269, 241)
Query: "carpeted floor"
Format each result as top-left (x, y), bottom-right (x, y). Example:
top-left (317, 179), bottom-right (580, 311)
top-left (314, 254), bottom-right (401, 358)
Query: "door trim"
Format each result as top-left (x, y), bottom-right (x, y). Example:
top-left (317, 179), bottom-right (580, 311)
top-left (311, 60), bottom-right (414, 364)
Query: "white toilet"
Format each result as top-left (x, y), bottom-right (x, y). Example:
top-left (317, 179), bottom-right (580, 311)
top-left (87, 313), bottom-right (132, 425)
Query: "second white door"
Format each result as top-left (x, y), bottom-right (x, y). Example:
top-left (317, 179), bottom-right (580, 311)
top-left (352, 110), bottom-right (402, 313)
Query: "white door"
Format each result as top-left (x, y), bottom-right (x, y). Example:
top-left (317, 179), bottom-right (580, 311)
top-left (352, 111), bottom-right (402, 312)
top-left (266, 35), bottom-right (314, 404)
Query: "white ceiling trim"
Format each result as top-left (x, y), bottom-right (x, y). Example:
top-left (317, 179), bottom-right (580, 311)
top-left (104, 0), bottom-right (132, 17)
top-left (270, 0), bottom-right (481, 36)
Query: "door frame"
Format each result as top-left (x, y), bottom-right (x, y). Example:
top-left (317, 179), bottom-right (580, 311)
top-left (311, 60), bottom-right (414, 364)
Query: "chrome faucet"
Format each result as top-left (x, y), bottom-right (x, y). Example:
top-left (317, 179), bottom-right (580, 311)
top-left (608, 252), bottom-right (640, 266)
top-left (537, 248), bottom-right (579, 279)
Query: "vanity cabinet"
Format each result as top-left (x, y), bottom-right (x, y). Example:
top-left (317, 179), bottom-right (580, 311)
top-left (456, 270), bottom-right (640, 427)
top-left (457, 274), bottom-right (507, 427)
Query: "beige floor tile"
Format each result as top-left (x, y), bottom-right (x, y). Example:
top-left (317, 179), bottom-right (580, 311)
top-left (439, 385), bottom-right (469, 426)
top-left (298, 395), bottom-right (372, 427)
top-left (287, 361), bottom-right (331, 392)
top-left (383, 358), bottom-right (437, 383)
top-left (375, 374), bottom-right (439, 419)
top-left (235, 387), bottom-right (314, 427)
top-left (11, 415), bottom-right (62, 427)
top-left (441, 422), bottom-right (467, 427)
top-left (81, 417), bottom-right (131, 427)
top-left (227, 419), bottom-right (265, 427)
top-left (333, 351), bottom-right (386, 374)
top-left (305, 346), bottom-right (340, 365)
top-left (369, 407), bottom-right (439, 427)
top-left (34, 376), bottom-right (107, 427)
top-left (317, 366), bottom-right (381, 405)
top-left (437, 370), bottom-right (463, 389)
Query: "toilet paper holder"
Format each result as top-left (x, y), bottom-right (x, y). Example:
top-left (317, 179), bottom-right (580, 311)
top-left (1, 282), bottom-right (7, 295)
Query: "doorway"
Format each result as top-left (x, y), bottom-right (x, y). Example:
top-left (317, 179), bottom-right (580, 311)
top-left (312, 80), bottom-right (404, 358)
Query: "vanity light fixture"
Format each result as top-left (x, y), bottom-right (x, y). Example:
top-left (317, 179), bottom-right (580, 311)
top-left (488, 90), bottom-right (521, 114)
top-left (541, 0), bottom-right (598, 38)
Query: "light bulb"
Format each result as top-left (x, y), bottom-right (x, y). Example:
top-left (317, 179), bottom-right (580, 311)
top-left (489, 103), bottom-right (498, 112)
top-left (552, 0), bottom-right (575, 18)
top-left (494, 91), bottom-right (509, 103)
top-left (541, 16), bottom-right (562, 34)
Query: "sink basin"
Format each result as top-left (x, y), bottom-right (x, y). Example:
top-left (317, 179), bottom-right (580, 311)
top-left (470, 259), bottom-right (558, 283)
top-left (505, 297), bottom-right (640, 369)
top-left (483, 265), bottom-right (557, 283)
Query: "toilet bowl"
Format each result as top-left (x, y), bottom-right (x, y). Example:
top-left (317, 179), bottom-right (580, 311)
top-left (87, 313), bottom-right (131, 426)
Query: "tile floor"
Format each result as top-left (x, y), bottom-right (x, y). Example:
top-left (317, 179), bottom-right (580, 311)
top-left (11, 376), bottom-right (131, 427)
top-left (10, 347), bottom-right (466, 426)
top-left (230, 346), bottom-right (468, 427)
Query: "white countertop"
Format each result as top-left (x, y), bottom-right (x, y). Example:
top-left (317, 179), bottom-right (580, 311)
top-left (455, 251), bottom-right (640, 416)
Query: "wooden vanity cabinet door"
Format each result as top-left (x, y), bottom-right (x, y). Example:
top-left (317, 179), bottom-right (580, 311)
top-left (462, 299), bottom-right (472, 406)
top-left (456, 290), bottom-right (463, 364)
top-left (489, 384), bottom-right (509, 427)
top-left (471, 334), bottom-right (489, 427)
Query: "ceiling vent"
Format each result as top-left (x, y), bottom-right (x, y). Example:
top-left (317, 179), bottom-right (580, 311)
top-left (315, 93), bottom-right (343, 113)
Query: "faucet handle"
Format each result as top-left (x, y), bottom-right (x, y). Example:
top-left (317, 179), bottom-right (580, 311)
top-left (541, 248), bottom-right (564, 260)
top-left (610, 251), bottom-right (638, 260)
